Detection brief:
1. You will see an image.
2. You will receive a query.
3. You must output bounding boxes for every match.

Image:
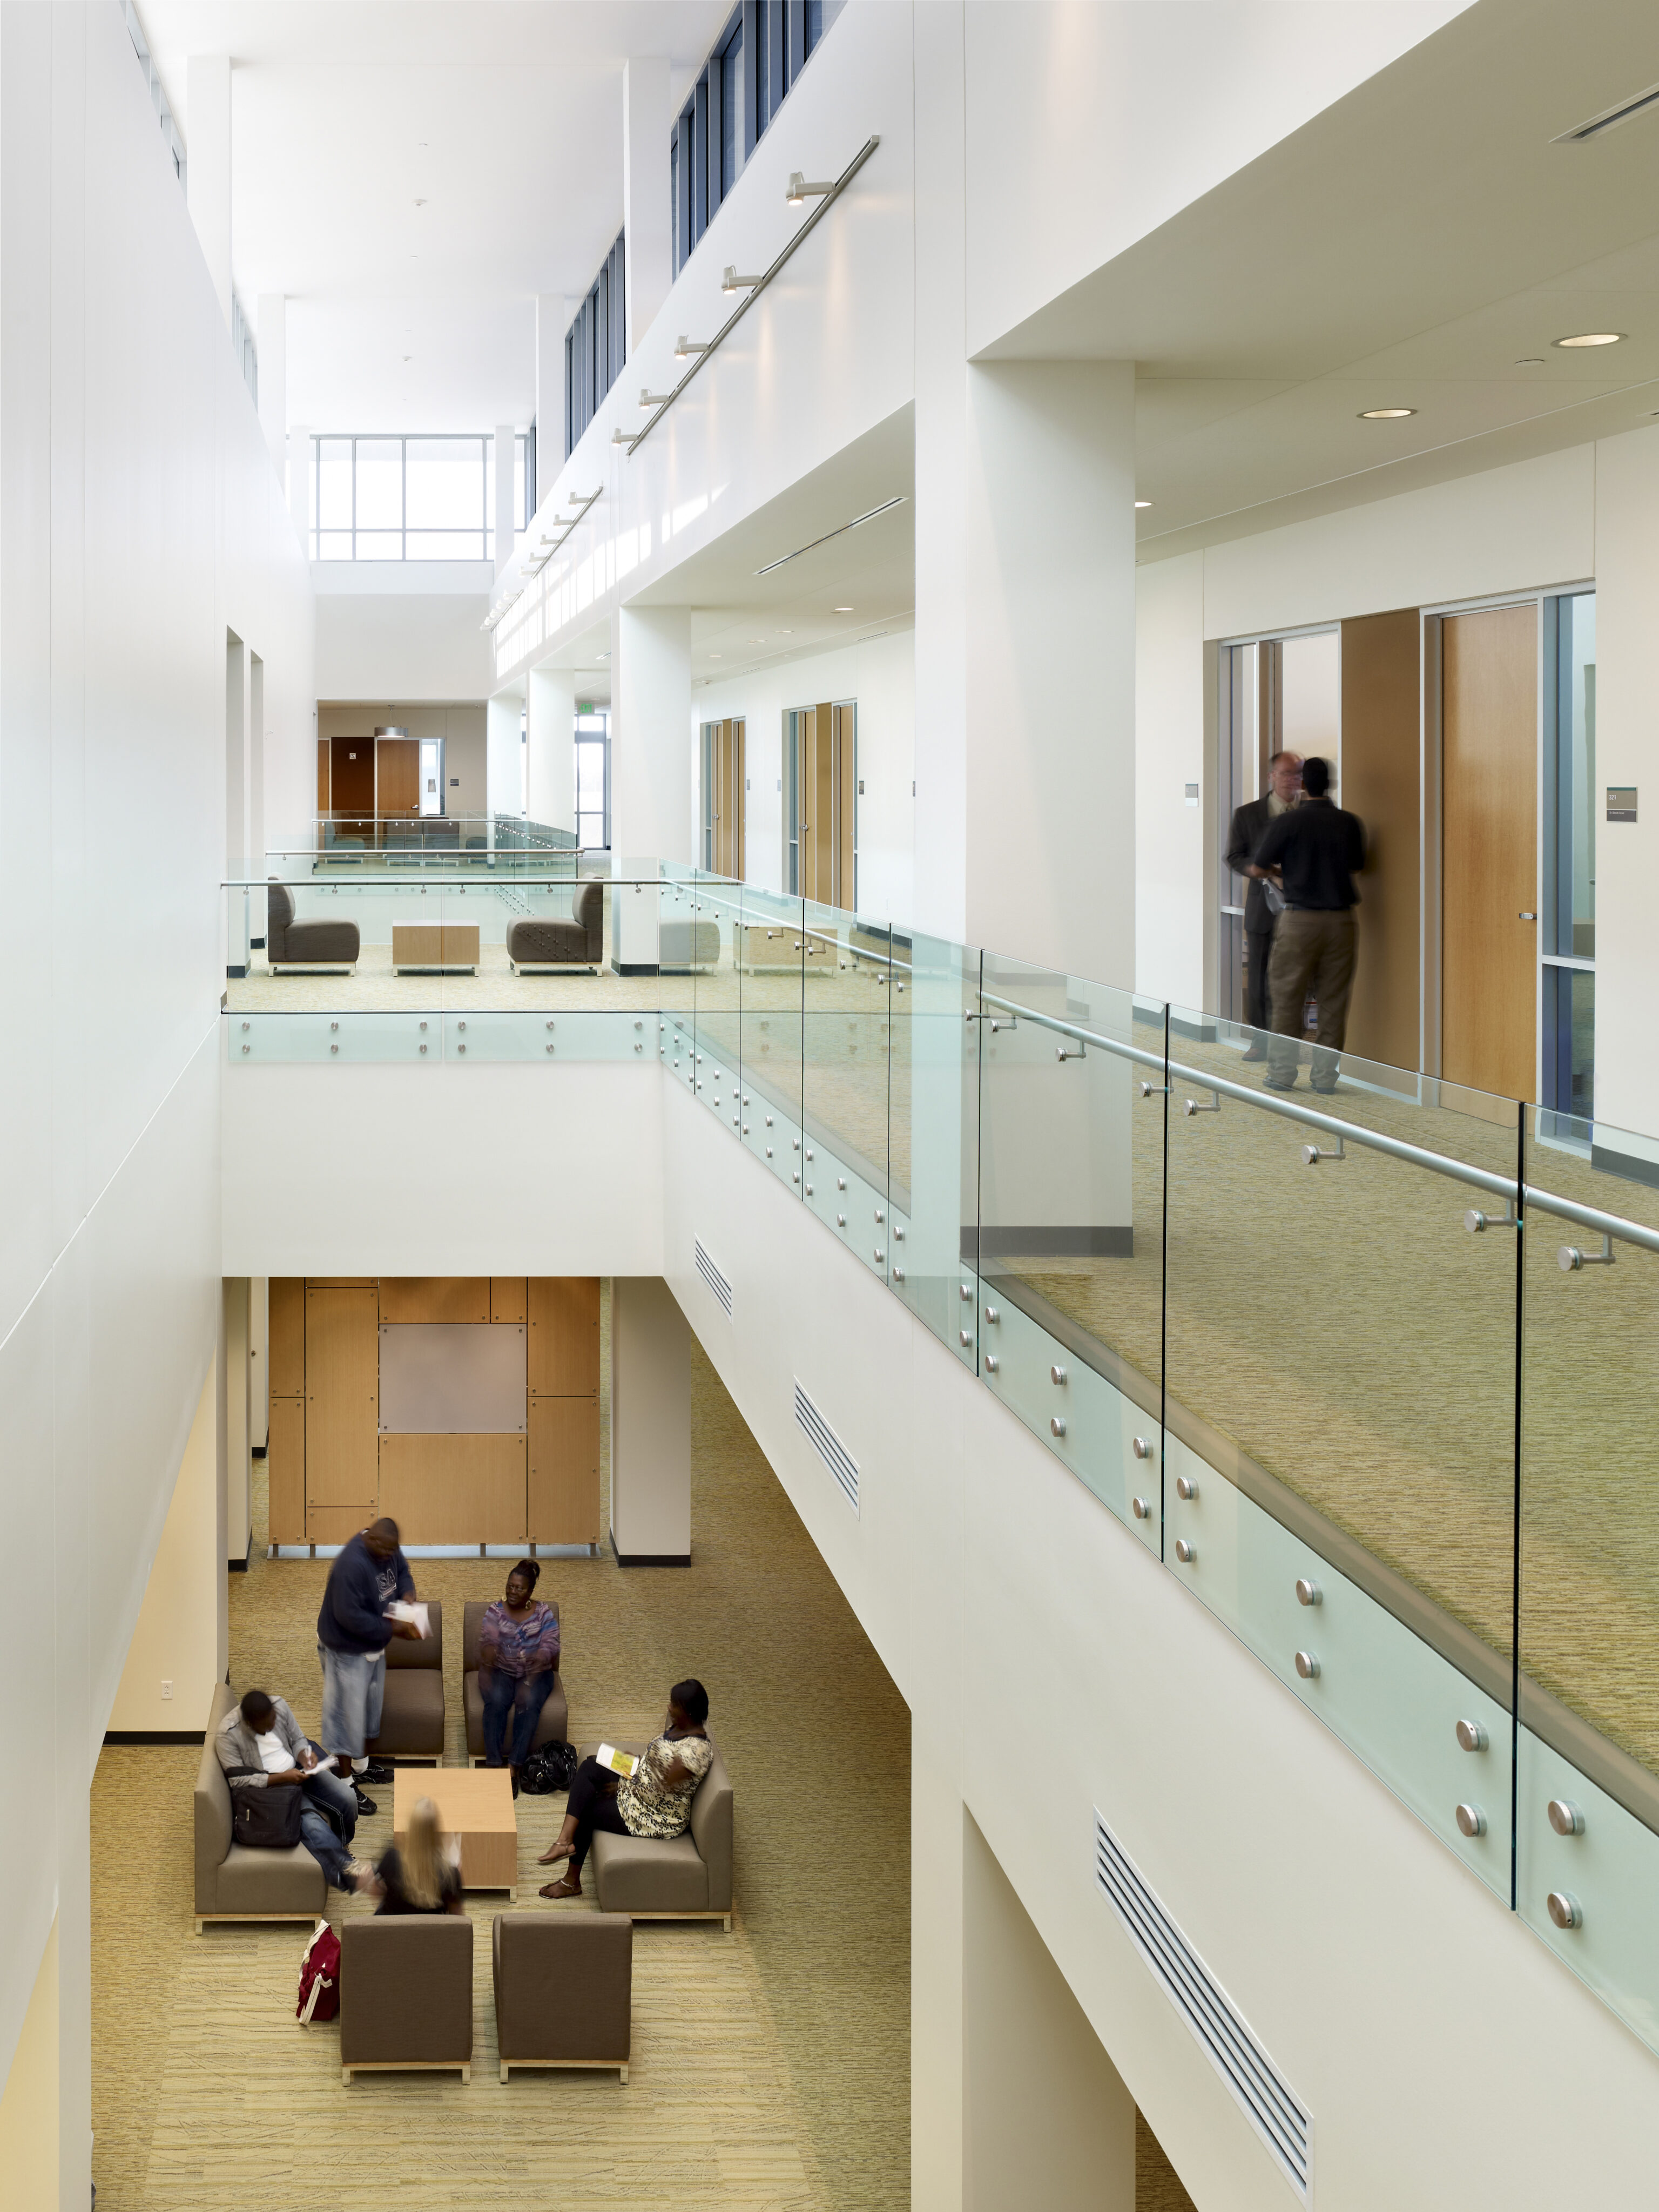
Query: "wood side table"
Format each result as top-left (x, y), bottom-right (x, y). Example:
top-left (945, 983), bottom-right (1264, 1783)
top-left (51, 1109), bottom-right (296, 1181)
top-left (392, 921), bottom-right (480, 973)
top-left (393, 1766), bottom-right (518, 1894)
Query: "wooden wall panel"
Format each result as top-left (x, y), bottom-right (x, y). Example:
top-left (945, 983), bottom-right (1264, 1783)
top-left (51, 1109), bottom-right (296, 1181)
top-left (1340, 609), bottom-right (1421, 1071)
top-left (267, 1397), bottom-right (306, 1543)
top-left (1442, 603), bottom-right (1538, 1100)
top-left (490, 1278), bottom-right (528, 1324)
top-left (380, 1277), bottom-right (490, 1325)
top-left (316, 739), bottom-right (329, 811)
top-left (305, 1285), bottom-right (380, 1506)
top-left (306, 1506), bottom-right (378, 1547)
top-left (529, 1397), bottom-right (601, 1546)
top-left (528, 1277), bottom-right (600, 1397)
top-left (269, 1278), bottom-right (306, 1396)
top-left (379, 1435), bottom-right (528, 1543)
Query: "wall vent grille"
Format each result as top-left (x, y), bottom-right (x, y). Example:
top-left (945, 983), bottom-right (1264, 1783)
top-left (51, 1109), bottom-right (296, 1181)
top-left (1095, 1812), bottom-right (1311, 2201)
top-left (695, 1240), bottom-right (732, 1318)
top-left (794, 1380), bottom-right (859, 1513)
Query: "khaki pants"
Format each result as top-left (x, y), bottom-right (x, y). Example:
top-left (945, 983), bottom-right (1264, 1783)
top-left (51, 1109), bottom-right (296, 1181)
top-left (1266, 908), bottom-right (1357, 1090)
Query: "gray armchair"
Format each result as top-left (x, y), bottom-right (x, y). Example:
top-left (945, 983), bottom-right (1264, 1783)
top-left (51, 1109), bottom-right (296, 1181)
top-left (193, 1683), bottom-right (327, 1932)
top-left (506, 878), bottom-right (603, 972)
top-left (267, 879), bottom-right (360, 970)
top-left (589, 1736), bottom-right (733, 1930)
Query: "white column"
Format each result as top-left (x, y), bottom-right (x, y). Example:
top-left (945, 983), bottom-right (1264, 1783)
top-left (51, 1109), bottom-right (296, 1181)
top-left (486, 692), bottom-right (524, 821)
top-left (249, 1277), bottom-right (269, 1453)
top-left (185, 55), bottom-right (232, 332)
top-left (610, 602), bottom-right (692, 865)
top-left (609, 1278), bottom-right (691, 1565)
top-left (494, 421), bottom-right (516, 572)
top-left (535, 296), bottom-right (565, 508)
top-left (255, 293), bottom-right (286, 471)
top-left (527, 664), bottom-right (576, 832)
top-left (287, 421), bottom-right (311, 549)
top-left (222, 1280), bottom-right (251, 1567)
top-left (623, 57), bottom-right (671, 356)
top-left (225, 633), bottom-right (249, 972)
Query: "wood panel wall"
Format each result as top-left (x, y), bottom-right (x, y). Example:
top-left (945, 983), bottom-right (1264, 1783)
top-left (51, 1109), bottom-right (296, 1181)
top-left (529, 1276), bottom-right (601, 1546)
top-left (1339, 609), bottom-right (1421, 1071)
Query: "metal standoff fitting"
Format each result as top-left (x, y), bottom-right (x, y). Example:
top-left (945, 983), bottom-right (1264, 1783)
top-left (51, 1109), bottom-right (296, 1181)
top-left (1175, 1474), bottom-right (1198, 1501)
top-left (1455, 1718), bottom-right (1488, 1752)
top-left (1050, 1416), bottom-right (1067, 1438)
top-left (959, 1282), bottom-right (974, 1303)
top-left (1295, 1577), bottom-right (1322, 1607)
top-left (1174, 1538), bottom-right (1196, 1564)
top-left (960, 1329), bottom-right (973, 1348)
top-left (837, 1176), bottom-right (846, 1191)
top-left (1138, 1080), bottom-right (1169, 1097)
top-left (1302, 1135), bottom-right (1346, 1165)
top-left (1132, 1435), bottom-right (1155, 1461)
top-left (1547, 1891), bottom-right (1583, 1931)
top-left (835, 1213), bottom-right (845, 1227)
top-left (1547, 1799), bottom-right (1586, 1837)
top-left (1455, 1803), bottom-right (1487, 1838)
top-left (1055, 1041), bottom-right (1086, 1063)
top-left (1050, 1365), bottom-right (1067, 1386)
top-left (1464, 1203), bottom-right (1518, 1233)
top-left (1183, 1091), bottom-right (1221, 1116)
top-left (893, 1265), bottom-right (906, 1283)
top-left (874, 1206), bottom-right (885, 1223)
top-left (1559, 1234), bottom-right (1615, 1271)
top-left (1294, 1650), bottom-right (1320, 1680)
top-left (1131, 1496), bottom-right (1152, 1521)
top-left (874, 1247), bottom-right (885, 1264)
top-left (983, 1305), bottom-right (999, 1324)
top-left (983, 1352), bottom-right (999, 1373)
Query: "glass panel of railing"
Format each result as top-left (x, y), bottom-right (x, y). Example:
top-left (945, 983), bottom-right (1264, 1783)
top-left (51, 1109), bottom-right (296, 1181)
top-left (800, 901), bottom-right (892, 1279)
top-left (734, 888), bottom-right (805, 1190)
top-left (1161, 1003), bottom-right (1521, 1886)
top-left (977, 960), bottom-right (1165, 1542)
top-left (691, 873), bottom-right (745, 1136)
top-left (652, 874), bottom-right (704, 1085)
top-left (892, 929), bottom-right (980, 1365)
top-left (225, 1009), bottom-right (436, 1062)
top-left (1518, 1106), bottom-right (1659, 2044)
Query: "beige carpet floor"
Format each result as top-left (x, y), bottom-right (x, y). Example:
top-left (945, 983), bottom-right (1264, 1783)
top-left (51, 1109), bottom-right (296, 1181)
top-left (91, 1334), bottom-right (911, 2210)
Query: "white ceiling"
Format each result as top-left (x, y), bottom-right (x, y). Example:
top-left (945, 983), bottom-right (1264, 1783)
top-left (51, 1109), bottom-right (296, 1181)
top-left (136, 2), bottom-right (732, 431)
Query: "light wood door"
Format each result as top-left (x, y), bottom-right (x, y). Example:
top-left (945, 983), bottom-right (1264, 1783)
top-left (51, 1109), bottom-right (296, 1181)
top-left (712, 719), bottom-right (745, 878)
top-left (380, 1277), bottom-right (490, 1325)
top-left (379, 1435), bottom-right (528, 1544)
top-left (529, 1396), bottom-right (602, 1545)
top-left (316, 739), bottom-right (330, 811)
top-left (528, 1277), bottom-right (601, 1397)
top-left (267, 1396), bottom-right (306, 1543)
top-left (376, 736), bottom-right (419, 817)
top-left (793, 702), bottom-right (855, 910)
top-left (305, 1285), bottom-right (380, 1508)
top-left (834, 702), bottom-right (857, 908)
top-left (1341, 610), bottom-right (1420, 1070)
top-left (269, 1278), bottom-right (306, 1396)
top-left (1442, 604), bottom-right (1537, 1099)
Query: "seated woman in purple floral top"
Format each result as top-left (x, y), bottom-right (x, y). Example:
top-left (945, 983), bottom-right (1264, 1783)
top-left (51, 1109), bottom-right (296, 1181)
top-left (478, 1559), bottom-right (561, 1791)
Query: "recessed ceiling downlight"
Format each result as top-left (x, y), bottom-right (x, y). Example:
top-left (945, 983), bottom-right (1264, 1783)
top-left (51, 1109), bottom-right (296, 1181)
top-left (1135, 500), bottom-right (1152, 509)
top-left (1554, 332), bottom-right (1624, 348)
top-left (1359, 407), bottom-right (1417, 419)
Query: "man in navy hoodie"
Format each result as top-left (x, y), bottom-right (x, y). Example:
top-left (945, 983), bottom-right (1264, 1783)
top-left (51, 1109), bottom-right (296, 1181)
top-left (316, 1516), bottom-right (420, 1811)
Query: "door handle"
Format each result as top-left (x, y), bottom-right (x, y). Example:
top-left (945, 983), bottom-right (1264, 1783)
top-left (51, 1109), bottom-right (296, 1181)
top-left (1519, 911), bottom-right (1537, 921)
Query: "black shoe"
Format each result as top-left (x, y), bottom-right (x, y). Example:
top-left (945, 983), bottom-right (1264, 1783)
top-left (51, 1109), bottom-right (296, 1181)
top-left (511, 1771), bottom-right (521, 1799)
top-left (358, 1761), bottom-right (394, 1786)
top-left (352, 1787), bottom-right (379, 1817)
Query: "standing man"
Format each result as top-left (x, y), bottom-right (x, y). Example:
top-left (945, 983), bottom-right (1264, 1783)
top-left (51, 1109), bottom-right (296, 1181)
top-left (1251, 755), bottom-right (1365, 1095)
top-left (317, 1516), bottom-right (420, 1812)
top-left (1224, 750), bottom-right (1301, 1058)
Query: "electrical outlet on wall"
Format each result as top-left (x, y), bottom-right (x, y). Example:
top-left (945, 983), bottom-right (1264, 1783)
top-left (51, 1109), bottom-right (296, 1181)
top-left (161, 1680), bottom-right (173, 1700)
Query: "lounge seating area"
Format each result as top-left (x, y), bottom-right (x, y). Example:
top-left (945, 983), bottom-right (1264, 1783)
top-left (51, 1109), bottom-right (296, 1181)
top-left (505, 877), bottom-right (604, 972)
top-left (266, 878), bottom-right (361, 972)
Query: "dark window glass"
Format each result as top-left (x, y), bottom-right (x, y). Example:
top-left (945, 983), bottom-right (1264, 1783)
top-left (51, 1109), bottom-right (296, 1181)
top-left (692, 75), bottom-right (709, 246)
top-left (721, 31), bottom-right (741, 194)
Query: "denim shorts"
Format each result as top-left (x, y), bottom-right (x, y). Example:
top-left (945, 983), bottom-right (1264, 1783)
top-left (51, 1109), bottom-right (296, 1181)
top-left (318, 1642), bottom-right (386, 1757)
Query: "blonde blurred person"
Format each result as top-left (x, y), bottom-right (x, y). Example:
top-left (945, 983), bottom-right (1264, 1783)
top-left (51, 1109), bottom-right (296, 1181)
top-left (362, 1794), bottom-right (465, 1916)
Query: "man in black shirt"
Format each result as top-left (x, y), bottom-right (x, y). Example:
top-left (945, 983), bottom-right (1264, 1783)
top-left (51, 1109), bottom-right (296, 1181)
top-left (1251, 756), bottom-right (1365, 1093)
top-left (1224, 749), bottom-right (1301, 1056)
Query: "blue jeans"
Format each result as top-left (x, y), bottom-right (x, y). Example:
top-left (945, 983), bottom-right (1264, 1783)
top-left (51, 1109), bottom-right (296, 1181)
top-left (319, 1643), bottom-right (386, 1759)
top-left (298, 1763), bottom-right (359, 1890)
top-left (481, 1668), bottom-right (555, 1767)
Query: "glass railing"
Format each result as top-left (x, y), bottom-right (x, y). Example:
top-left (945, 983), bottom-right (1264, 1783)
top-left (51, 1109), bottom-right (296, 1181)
top-left (221, 864), bottom-right (1659, 2056)
top-left (244, 815), bottom-right (597, 875)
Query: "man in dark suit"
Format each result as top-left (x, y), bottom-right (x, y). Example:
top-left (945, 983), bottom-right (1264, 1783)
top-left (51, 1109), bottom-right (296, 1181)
top-left (1224, 751), bottom-right (1302, 1057)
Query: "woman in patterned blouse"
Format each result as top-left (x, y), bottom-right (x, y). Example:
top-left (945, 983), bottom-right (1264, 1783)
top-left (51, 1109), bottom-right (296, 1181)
top-left (537, 1678), bottom-right (713, 1900)
top-left (477, 1559), bottom-right (561, 1791)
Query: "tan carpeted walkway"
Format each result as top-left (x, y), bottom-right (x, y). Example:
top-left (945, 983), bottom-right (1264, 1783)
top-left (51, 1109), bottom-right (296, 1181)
top-left (91, 1331), bottom-right (910, 2210)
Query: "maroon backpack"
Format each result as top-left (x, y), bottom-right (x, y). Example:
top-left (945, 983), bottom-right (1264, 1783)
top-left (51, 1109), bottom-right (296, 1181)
top-left (297, 1918), bottom-right (341, 2025)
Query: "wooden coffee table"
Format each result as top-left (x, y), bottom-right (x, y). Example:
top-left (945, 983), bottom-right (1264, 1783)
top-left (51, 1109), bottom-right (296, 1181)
top-left (393, 1768), bottom-right (518, 1894)
top-left (392, 921), bottom-right (480, 973)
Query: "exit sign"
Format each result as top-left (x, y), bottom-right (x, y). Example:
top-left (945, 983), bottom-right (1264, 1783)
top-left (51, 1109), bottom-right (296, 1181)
top-left (577, 700), bottom-right (595, 714)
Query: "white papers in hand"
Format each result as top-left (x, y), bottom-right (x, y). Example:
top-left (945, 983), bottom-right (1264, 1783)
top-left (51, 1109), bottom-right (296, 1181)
top-left (387, 1600), bottom-right (430, 1638)
top-left (595, 1743), bottom-right (638, 1779)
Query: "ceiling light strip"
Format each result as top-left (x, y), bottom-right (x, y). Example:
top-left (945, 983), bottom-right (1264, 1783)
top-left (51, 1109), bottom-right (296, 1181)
top-left (1553, 82), bottom-right (1659, 143)
top-left (624, 133), bottom-right (880, 461)
top-left (754, 496), bottom-right (906, 577)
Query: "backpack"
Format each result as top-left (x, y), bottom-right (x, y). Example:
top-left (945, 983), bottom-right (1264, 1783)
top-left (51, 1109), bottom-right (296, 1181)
top-left (519, 1740), bottom-right (578, 1795)
top-left (297, 1918), bottom-right (341, 2025)
top-left (230, 1777), bottom-right (304, 1850)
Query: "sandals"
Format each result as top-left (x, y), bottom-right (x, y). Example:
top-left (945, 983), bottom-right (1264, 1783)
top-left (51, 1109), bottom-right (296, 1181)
top-left (536, 1841), bottom-right (572, 1867)
top-left (539, 1877), bottom-right (581, 1900)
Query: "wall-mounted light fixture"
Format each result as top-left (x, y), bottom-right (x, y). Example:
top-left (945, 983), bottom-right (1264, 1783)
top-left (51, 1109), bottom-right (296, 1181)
top-left (639, 387), bottom-right (675, 409)
top-left (722, 265), bottom-right (763, 294)
top-left (674, 335), bottom-right (709, 359)
top-left (786, 171), bottom-right (833, 204)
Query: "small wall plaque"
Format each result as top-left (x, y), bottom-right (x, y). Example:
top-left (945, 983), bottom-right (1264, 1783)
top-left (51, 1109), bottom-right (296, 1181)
top-left (1184, 782), bottom-right (1200, 806)
top-left (1608, 786), bottom-right (1637, 822)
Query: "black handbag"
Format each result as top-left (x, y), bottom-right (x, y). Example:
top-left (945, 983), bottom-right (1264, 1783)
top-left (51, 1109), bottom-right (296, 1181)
top-left (228, 1771), bottom-right (304, 1849)
top-left (520, 1741), bottom-right (578, 1795)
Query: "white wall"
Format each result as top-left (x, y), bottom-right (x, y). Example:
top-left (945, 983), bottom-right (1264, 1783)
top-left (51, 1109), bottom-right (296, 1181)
top-left (692, 627), bottom-right (915, 914)
top-left (106, 1363), bottom-right (226, 1732)
top-left (1134, 551), bottom-right (1208, 1010)
top-left (314, 561), bottom-right (494, 701)
top-left (0, 8), bottom-right (312, 2190)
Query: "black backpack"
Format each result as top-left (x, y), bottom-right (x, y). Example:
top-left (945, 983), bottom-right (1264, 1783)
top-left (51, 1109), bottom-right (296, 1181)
top-left (519, 1741), bottom-right (578, 1795)
top-left (228, 1774), bottom-right (304, 1847)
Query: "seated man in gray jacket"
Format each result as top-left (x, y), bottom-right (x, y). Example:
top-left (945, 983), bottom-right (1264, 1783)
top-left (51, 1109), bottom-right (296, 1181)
top-left (215, 1689), bottom-right (362, 1892)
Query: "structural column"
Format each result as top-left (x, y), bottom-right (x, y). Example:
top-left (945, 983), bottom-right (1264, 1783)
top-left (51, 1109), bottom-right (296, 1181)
top-left (287, 421), bottom-right (311, 548)
top-left (494, 420), bottom-right (517, 572)
top-left (185, 55), bottom-right (232, 332)
top-left (486, 692), bottom-right (524, 822)
top-left (622, 58), bottom-right (671, 356)
top-left (609, 1278), bottom-right (691, 1566)
top-left (534, 295), bottom-right (566, 506)
top-left (527, 664), bottom-right (576, 833)
top-left (256, 293), bottom-right (286, 473)
top-left (610, 603), bottom-right (692, 866)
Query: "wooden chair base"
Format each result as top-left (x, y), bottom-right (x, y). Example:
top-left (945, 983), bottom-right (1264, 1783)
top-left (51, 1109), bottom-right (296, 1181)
top-left (342, 2059), bottom-right (471, 2083)
top-left (621, 1908), bottom-right (733, 1933)
top-left (194, 1911), bottom-right (320, 1936)
top-left (500, 2055), bottom-right (629, 2082)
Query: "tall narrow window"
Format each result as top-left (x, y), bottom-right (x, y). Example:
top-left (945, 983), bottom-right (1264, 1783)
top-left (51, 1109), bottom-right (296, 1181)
top-left (1544, 590), bottom-right (1596, 1123)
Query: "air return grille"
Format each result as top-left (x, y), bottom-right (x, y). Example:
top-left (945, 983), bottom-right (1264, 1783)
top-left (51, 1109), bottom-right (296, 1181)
top-left (1095, 1812), bottom-right (1311, 2200)
top-left (694, 1240), bottom-right (732, 1318)
top-left (794, 1380), bottom-right (859, 1513)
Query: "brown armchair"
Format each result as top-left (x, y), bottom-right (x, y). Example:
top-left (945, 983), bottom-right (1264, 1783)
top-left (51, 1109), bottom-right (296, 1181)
top-left (193, 1683), bottom-right (326, 1932)
top-left (493, 1911), bottom-right (632, 2081)
top-left (266, 879), bottom-right (360, 970)
top-left (463, 1599), bottom-right (567, 1762)
top-left (366, 1600), bottom-right (446, 1764)
top-left (340, 1915), bottom-right (474, 2082)
top-left (506, 878), bottom-right (603, 972)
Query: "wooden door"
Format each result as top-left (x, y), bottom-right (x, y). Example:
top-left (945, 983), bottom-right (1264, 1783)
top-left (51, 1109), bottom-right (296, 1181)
top-left (712, 719), bottom-right (745, 878)
top-left (316, 739), bottom-right (330, 811)
top-left (834, 702), bottom-right (857, 909)
top-left (529, 1396), bottom-right (601, 1545)
top-left (305, 1284), bottom-right (379, 1512)
top-left (269, 1278), bottom-right (306, 1395)
top-left (329, 736), bottom-right (375, 818)
top-left (1340, 611), bottom-right (1420, 1070)
top-left (528, 1277), bottom-right (601, 1397)
top-left (1442, 603), bottom-right (1537, 1098)
top-left (376, 736), bottom-right (419, 817)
